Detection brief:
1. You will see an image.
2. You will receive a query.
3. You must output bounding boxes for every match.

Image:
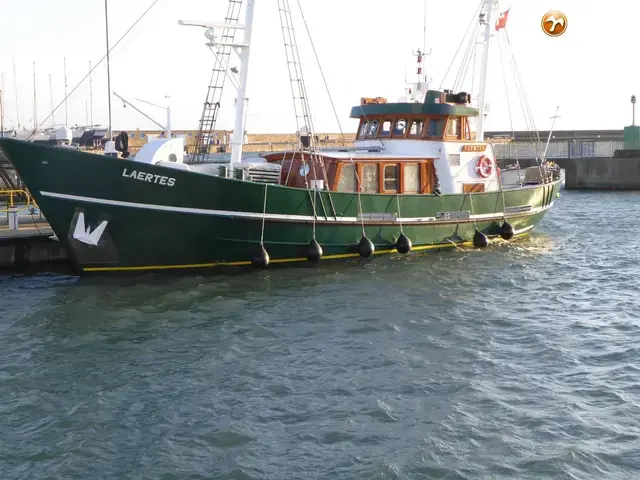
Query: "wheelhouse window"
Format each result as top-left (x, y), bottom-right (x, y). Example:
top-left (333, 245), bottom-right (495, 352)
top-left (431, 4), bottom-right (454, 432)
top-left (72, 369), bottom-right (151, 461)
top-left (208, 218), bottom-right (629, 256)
top-left (409, 118), bottom-right (424, 136)
top-left (393, 119), bottom-right (407, 136)
top-left (337, 164), bottom-right (357, 192)
top-left (358, 120), bottom-right (369, 139)
top-left (367, 120), bottom-right (379, 137)
top-left (380, 120), bottom-right (392, 137)
top-left (447, 117), bottom-right (461, 137)
top-left (463, 119), bottom-right (472, 140)
top-left (362, 164), bottom-right (378, 193)
top-left (403, 164), bottom-right (420, 193)
top-left (383, 164), bottom-right (399, 192)
top-left (427, 118), bottom-right (444, 138)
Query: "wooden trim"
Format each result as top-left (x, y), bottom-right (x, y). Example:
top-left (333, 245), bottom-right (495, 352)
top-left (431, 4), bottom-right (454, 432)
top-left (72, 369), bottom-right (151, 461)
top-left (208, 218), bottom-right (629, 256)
top-left (463, 183), bottom-right (485, 193)
top-left (332, 162), bottom-right (343, 191)
top-left (463, 117), bottom-right (472, 140)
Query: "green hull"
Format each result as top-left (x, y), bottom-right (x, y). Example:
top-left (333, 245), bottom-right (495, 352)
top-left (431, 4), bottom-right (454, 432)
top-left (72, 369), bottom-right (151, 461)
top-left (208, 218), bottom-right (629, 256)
top-left (0, 139), bottom-right (561, 274)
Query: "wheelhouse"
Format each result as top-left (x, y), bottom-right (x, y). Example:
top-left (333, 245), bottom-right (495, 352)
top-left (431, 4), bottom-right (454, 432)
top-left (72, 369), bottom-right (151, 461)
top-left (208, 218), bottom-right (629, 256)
top-left (352, 90), bottom-right (477, 142)
top-left (263, 88), bottom-right (501, 196)
top-left (262, 152), bottom-right (439, 194)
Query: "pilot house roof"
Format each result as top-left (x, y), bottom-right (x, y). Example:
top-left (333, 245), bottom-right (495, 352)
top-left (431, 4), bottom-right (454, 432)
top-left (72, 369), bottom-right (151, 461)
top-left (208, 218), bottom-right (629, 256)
top-left (349, 89), bottom-right (479, 119)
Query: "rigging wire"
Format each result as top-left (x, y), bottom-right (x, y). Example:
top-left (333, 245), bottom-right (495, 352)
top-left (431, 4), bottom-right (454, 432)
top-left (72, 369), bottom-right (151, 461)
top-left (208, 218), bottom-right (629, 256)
top-left (26, 0), bottom-right (161, 141)
top-left (438, 0), bottom-right (484, 90)
top-left (295, 0), bottom-right (368, 236)
top-left (496, 32), bottom-right (522, 183)
top-left (452, 22), bottom-right (480, 92)
top-left (278, 0), bottom-right (322, 232)
top-left (502, 30), bottom-right (548, 180)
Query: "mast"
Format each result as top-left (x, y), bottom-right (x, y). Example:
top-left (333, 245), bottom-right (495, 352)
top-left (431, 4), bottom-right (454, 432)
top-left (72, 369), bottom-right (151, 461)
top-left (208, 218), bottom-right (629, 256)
top-left (49, 73), bottom-right (55, 127)
top-left (64, 58), bottom-right (68, 126)
top-left (89, 61), bottom-right (93, 125)
top-left (32, 62), bottom-right (37, 133)
top-left (230, 0), bottom-right (255, 165)
top-left (475, 0), bottom-right (494, 141)
top-left (105, 0), bottom-right (113, 141)
top-left (12, 57), bottom-right (20, 129)
top-left (423, 0), bottom-right (427, 81)
top-left (542, 106), bottom-right (560, 159)
top-left (0, 74), bottom-right (4, 137)
top-left (166, 95), bottom-right (171, 139)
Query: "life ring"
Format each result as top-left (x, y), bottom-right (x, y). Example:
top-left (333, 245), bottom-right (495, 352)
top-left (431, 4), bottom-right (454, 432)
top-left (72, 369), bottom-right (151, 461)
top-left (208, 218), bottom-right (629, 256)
top-left (475, 155), bottom-right (493, 178)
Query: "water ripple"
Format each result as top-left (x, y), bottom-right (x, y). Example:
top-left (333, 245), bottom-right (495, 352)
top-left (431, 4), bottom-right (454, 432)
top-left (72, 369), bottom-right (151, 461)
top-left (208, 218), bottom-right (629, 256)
top-left (1, 190), bottom-right (640, 479)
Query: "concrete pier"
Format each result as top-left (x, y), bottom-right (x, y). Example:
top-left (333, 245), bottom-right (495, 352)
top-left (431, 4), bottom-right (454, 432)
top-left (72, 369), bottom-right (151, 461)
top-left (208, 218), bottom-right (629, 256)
top-left (562, 157), bottom-right (640, 190)
top-left (497, 156), bottom-right (640, 190)
top-left (0, 213), bottom-right (70, 272)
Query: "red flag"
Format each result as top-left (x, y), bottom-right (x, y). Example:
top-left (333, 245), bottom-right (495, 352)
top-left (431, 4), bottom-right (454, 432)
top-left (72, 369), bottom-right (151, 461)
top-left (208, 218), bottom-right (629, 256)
top-left (495, 8), bottom-right (510, 30)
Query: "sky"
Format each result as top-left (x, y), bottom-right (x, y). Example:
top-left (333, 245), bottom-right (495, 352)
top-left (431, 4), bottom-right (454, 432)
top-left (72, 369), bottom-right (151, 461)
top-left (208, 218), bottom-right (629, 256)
top-left (0, 0), bottom-right (634, 135)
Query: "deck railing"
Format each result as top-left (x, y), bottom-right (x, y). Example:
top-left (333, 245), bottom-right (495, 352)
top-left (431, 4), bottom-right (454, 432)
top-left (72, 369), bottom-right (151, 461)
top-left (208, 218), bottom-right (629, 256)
top-left (0, 189), bottom-right (38, 213)
top-left (491, 140), bottom-right (632, 159)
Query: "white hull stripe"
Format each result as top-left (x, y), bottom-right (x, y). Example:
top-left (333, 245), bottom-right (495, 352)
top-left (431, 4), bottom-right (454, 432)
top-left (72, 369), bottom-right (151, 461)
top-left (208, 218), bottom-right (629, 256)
top-left (40, 191), bottom-right (554, 224)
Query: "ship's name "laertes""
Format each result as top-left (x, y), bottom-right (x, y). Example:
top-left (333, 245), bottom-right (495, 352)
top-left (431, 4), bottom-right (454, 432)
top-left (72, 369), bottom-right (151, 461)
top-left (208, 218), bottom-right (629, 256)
top-left (122, 168), bottom-right (176, 187)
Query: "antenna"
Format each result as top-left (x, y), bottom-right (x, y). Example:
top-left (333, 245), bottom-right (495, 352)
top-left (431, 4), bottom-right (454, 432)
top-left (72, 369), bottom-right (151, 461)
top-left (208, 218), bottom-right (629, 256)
top-left (89, 61), bottom-right (93, 125)
top-left (12, 56), bottom-right (20, 129)
top-left (423, 0), bottom-right (427, 59)
top-left (49, 73), bottom-right (55, 127)
top-left (64, 57), bottom-right (68, 126)
top-left (105, 0), bottom-right (113, 142)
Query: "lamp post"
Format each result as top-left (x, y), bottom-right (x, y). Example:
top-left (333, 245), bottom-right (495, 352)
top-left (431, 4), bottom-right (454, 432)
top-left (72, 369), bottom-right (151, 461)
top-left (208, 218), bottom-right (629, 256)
top-left (632, 94), bottom-right (636, 126)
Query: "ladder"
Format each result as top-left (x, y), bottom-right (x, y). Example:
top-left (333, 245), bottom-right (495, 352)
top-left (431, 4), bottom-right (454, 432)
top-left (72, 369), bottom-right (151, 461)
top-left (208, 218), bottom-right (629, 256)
top-left (190, 0), bottom-right (243, 164)
top-left (277, 1), bottom-right (337, 221)
top-left (277, 0), bottom-right (317, 153)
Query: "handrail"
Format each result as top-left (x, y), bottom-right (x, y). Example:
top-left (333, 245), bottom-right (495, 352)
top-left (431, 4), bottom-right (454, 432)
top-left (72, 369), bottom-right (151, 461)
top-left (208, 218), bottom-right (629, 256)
top-left (0, 189), bottom-right (38, 213)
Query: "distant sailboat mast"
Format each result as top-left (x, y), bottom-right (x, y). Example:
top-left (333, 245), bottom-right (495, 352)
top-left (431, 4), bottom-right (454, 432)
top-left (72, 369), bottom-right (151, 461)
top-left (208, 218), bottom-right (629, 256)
top-left (32, 62), bottom-right (37, 133)
top-left (89, 61), bottom-right (94, 125)
top-left (0, 73), bottom-right (4, 137)
top-left (64, 57), bottom-right (68, 126)
top-left (49, 73), bottom-right (55, 127)
top-left (12, 57), bottom-right (20, 130)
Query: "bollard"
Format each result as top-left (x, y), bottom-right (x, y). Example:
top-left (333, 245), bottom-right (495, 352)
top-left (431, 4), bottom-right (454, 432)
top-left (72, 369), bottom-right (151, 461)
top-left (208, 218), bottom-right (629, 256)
top-left (7, 207), bottom-right (19, 231)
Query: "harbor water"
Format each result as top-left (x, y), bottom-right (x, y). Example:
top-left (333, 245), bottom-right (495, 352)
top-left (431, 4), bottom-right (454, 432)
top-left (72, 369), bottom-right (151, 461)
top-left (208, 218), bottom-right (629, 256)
top-left (1, 189), bottom-right (639, 479)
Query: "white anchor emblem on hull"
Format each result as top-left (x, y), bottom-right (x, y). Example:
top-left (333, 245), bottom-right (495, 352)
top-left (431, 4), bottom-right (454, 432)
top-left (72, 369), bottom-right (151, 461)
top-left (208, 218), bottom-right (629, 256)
top-left (72, 212), bottom-right (108, 246)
